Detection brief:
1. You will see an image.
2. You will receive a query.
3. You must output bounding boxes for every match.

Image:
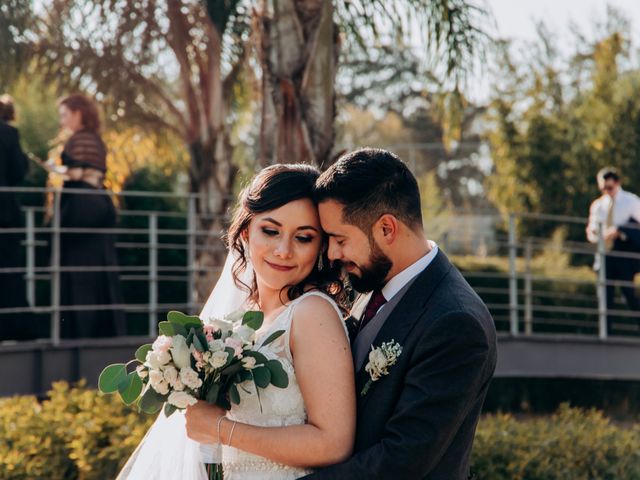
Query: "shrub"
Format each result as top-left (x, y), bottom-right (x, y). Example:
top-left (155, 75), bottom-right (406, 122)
top-left (2, 385), bottom-right (639, 479)
top-left (471, 404), bottom-right (640, 479)
top-left (0, 382), bottom-right (153, 480)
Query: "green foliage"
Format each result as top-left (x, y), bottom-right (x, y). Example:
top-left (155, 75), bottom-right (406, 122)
top-left (0, 381), bottom-right (153, 480)
top-left (1, 385), bottom-right (638, 479)
top-left (0, 1), bottom-right (33, 90)
top-left (471, 404), bottom-right (640, 479)
top-left (487, 9), bottom-right (640, 242)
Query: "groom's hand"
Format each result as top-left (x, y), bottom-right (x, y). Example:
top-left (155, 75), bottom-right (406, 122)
top-left (185, 401), bottom-right (226, 444)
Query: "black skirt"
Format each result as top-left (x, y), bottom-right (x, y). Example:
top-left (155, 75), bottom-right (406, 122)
top-left (59, 180), bottom-right (126, 338)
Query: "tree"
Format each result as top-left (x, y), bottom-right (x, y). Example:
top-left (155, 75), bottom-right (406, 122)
top-left (0, 0), bottom-right (33, 90)
top-left (34, 0), bottom-right (252, 300)
top-left (208, 0), bottom-right (491, 167)
top-left (485, 8), bottom-right (640, 244)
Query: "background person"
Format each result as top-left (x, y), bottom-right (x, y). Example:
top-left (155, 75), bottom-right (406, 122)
top-left (586, 167), bottom-right (640, 333)
top-left (56, 94), bottom-right (125, 338)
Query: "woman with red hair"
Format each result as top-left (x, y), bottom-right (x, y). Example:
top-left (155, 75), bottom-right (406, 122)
top-left (57, 94), bottom-right (125, 338)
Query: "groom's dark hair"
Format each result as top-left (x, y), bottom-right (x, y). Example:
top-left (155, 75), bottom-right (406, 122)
top-left (315, 148), bottom-right (423, 233)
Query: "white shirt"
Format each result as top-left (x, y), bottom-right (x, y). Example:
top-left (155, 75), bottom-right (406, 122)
top-left (587, 189), bottom-right (640, 243)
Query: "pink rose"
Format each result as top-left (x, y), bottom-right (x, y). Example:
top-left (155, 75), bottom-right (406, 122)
top-left (203, 325), bottom-right (216, 342)
top-left (224, 337), bottom-right (243, 358)
top-left (152, 335), bottom-right (173, 352)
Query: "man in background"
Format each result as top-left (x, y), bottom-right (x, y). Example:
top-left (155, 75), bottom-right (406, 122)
top-left (586, 167), bottom-right (640, 334)
top-left (0, 94), bottom-right (32, 340)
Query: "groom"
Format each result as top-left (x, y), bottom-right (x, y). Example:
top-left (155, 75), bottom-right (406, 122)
top-left (307, 148), bottom-right (497, 479)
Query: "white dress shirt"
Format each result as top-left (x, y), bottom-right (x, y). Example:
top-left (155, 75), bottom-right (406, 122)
top-left (587, 189), bottom-right (640, 244)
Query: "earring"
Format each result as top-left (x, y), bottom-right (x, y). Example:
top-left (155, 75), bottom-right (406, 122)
top-left (317, 255), bottom-right (324, 271)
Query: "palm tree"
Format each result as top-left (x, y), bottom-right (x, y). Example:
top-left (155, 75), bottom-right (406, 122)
top-left (217, 0), bottom-right (489, 167)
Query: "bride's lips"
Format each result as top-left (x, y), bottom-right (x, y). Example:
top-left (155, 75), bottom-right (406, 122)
top-left (265, 260), bottom-right (296, 272)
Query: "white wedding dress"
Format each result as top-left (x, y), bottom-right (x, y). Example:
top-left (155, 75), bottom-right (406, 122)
top-left (118, 289), bottom-right (344, 480)
top-left (222, 290), bottom-right (344, 479)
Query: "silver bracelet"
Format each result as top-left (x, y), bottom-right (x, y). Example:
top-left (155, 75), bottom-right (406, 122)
top-left (228, 420), bottom-right (238, 447)
top-left (216, 415), bottom-right (225, 445)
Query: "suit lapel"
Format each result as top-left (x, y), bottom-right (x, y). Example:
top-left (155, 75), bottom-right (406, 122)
top-left (355, 250), bottom-right (453, 399)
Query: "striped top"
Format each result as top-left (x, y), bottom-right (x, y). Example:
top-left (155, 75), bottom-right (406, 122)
top-left (62, 130), bottom-right (107, 172)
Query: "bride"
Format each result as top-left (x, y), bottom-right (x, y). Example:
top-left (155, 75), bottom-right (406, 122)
top-left (119, 164), bottom-right (356, 479)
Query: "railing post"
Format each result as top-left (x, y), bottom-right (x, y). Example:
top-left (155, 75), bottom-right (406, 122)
top-left (148, 212), bottom-right (158, 337)
top-left (408, 146), bottom-right (417, 173)
top-left (187, 196), bottom-right (196, 314)
top-left (51, 190), bottom-right (61, 346)
top-left (25, 208), bottom-right (36, 307)
top-left (524, 239), bottom-right (533, 335)
top-left (596, 222), bottom-right (608, 339)
top-left (508, 213), bottom-right (519, 336)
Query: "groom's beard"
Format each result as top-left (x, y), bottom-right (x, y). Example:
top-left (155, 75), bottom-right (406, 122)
top-left (347, 240), bottom-right (392, 293)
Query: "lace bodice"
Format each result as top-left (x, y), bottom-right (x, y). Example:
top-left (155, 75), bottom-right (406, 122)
top-left (222, 291), bottom-right (344, 480)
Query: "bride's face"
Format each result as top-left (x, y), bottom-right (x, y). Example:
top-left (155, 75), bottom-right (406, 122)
top-left (245, 198), bottom-right (322, 296)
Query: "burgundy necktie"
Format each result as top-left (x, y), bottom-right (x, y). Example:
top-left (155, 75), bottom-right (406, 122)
top-left (360, 289), bottom-right (387, 331)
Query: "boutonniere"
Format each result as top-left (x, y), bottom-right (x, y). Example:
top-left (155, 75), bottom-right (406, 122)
top-left (361, 340), bottom-right (403, 396)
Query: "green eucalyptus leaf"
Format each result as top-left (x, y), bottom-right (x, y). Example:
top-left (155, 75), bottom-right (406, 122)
top-left (192, 334), bottom-right (205, 353)
top-left (218, 395), bottom-right (231, 410)
top-left (167, 311), bottom-right (203, 330)
top-left (266, 360), bottom-right (289, 388)
top-left (118, 372), bottom-right (143, 405)
top-left (134, 344), bottom-right (153, 363)
top-left (252, 366), bottom-right (271, 388)
top-left (229, 384), bottom-right (241, 405)
top-left (164, 403), bottom-right (178, 417)
top-left (242, 311), bottom-right (264, 330)
top-left (138, 387), bottom-right (166, 414)
top-left (98, 364), bottom-right (127, 394)
top-left (260, 330), bottom-right (285, 347)
top-left (243, 350), bottom-right (268, 365)
top-left (158, 321), bottom-right (176, 336)
top-left (205, 383), bottom-right (221, 404)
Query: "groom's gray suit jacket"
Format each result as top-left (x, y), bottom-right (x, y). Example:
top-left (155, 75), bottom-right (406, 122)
top-left (304, 250), bottom-right (497, 480)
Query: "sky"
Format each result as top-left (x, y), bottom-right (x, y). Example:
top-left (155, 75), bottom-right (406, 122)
top-left (469, 0), bottom-right (640, 102)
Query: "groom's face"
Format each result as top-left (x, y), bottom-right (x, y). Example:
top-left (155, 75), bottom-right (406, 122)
top-left (318, 200), bottom-right (392, 292)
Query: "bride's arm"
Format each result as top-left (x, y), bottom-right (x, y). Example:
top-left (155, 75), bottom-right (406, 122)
top-left (186, 295), bottom-right (356, 467)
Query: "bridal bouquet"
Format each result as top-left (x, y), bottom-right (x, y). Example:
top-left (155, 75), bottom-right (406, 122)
top-left (98, 310), bottom-right (289, 416)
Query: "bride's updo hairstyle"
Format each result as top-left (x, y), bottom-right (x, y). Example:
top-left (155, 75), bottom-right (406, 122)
top-left (227, 164), bottom-right (346, 307)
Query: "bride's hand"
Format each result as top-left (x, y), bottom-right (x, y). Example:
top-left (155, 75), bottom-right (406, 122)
top-left (185, 401), bottom-right (226, 444)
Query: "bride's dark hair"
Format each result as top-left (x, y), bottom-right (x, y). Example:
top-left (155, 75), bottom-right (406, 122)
top-left (227, 164), bottom-right (347, 308)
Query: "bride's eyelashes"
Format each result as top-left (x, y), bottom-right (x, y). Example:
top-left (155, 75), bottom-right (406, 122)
top-left (260, 227), bottom-right (316, 244)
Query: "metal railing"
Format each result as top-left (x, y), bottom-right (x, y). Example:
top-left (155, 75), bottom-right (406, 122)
top-left (425, 209), bottom-right (640, 340)
top-left (2, 186), bottom-right (640, 345)
top-left (0, 186), bottom-right (230, 345)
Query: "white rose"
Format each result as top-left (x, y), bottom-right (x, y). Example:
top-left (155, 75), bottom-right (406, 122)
top-left (172, 377), bottom-right (185, 391)
top-left (154, 381), bottom-right (170, 395)
top-left (136, 365), bottom-right (148, 379)
top-left (163, 366), bottom-right (179, 385)
top-left (206, 317), bottom-right (234, 335)
top-left (149, 370), bottom-right (170, 395)
top-left (208, 339), bottom-right (225, 353)
top-left (209, 350), bottom-right (229, 369)
top-left (235, 325), bottom-right (256, 344)
top-left (146, 350), bottom-right (171, 369)
top-left (370, 349), bottom-right (388, 371)
top-left (179, 367), bottom-right (203, 389)
top-left (241, 356), bottom-right (257, 370)
top-left (167, 391), bottom-right (198, 409)
top-left (171, 335), bottom-right (191, 370)
top-left (149, 369), bottom-right (164, 387)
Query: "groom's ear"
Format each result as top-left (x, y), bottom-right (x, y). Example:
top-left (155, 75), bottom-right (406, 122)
top-left (375, 214), bottom-right (399, 245)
